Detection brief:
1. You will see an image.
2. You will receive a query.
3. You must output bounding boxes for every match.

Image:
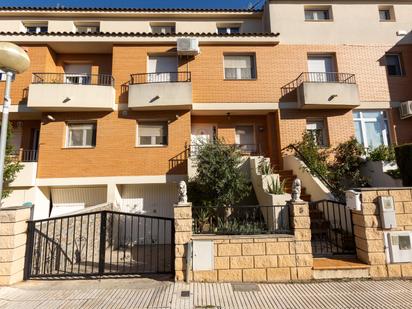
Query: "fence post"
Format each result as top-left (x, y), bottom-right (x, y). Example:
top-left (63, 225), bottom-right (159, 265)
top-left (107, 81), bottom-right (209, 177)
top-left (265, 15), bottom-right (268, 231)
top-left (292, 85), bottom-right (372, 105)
top-left (98, 211), bottom-right (107, 276)
top-left (289, 200), bottom-right (313, 280)
top-left (173, 202), bottom-right (192, 282)
top-left (23, 221), bottom-right (35, 280)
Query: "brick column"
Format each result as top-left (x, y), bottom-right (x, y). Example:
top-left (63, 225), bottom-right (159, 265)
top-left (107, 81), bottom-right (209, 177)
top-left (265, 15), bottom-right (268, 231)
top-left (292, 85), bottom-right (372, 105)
top-left (174, 202), bottom-right (192, 281)
top-left (289, 201), bottom-right (313, 280)
top-left (0, 206), bottom-right (32, 285)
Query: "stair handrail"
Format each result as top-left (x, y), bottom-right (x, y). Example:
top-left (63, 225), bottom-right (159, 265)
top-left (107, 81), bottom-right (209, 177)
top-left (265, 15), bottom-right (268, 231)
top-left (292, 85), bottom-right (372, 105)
top-left (282, 144), bottom-right (336, 194)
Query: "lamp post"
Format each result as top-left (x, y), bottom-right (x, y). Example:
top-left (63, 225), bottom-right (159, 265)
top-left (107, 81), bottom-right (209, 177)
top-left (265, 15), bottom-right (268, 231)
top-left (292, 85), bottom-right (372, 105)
top-left (0, 42), bottom-right (30, 205)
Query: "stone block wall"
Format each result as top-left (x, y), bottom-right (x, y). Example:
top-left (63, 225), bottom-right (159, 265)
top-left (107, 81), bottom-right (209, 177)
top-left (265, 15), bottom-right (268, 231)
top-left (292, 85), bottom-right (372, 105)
top-left (0, 206), bottom-right (31, 285)
top-left (353, 188), bottom-right (412, 278)
top-left (174, 201), bottom-right (313, 282)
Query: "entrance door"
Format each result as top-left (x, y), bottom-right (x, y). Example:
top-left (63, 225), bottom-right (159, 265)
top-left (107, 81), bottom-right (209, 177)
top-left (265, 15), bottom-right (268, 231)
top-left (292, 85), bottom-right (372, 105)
top-left (235, 125), bottom-right (255, 153)
top-left (64, 63), bottom-right (92, 84)
top-left (307, 55), bottom-right (334, 82)
top-left (191, 124), bottom-right (215, 155)
top-left (148, 56), bottom-right (178, 82)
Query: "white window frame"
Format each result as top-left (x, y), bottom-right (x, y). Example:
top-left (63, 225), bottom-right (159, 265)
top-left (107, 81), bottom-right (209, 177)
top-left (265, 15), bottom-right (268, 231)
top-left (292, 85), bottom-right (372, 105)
top-left (151, 24), bottom-right (176, 34)
top-left (353, 110), bottom-right (390, 149)
top-left (75, 23), bottom-right (100, 33)
top-left (223, 54), bottom-right (256, 80)
top-left (25, 24), bottom-right (48, 34)
top-left (304, 7), bottom-right (332, 21)
top-left (217, 26), bottom-right (240, 34)
top-left (136, 121), bottom-right (168, 147)
top-left (306, 119), bottom-right (328, 147)
top-left (65, 122), bottom-right (96, 148)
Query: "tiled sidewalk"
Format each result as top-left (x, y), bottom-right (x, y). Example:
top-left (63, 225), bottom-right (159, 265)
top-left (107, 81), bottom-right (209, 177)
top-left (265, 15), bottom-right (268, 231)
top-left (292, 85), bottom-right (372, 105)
top-left (0, 278), bottom-right (411, 308)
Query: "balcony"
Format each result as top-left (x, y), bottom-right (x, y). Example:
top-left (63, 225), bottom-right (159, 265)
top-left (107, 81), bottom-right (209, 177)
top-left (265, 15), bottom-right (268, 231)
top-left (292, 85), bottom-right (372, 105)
top-left (284, 72), bottom-right (360, 109)
top-left (27, 73), bottom-right (115, 111)
top-left (9, 150), bottom-right (38, 187)
top-left (128, 72), bottom-right (192, 110)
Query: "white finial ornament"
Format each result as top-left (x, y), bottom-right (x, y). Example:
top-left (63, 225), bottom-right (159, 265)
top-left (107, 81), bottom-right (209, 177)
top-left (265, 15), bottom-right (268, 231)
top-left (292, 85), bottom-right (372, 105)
top-left (291, 178), bottom-right (302, 202)
top-left (178, 181), bottom-right (188, 204)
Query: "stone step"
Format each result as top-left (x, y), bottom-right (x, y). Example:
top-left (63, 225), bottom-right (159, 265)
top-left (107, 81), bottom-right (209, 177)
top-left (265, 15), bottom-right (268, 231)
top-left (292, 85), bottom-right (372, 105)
top-left (313, 258), bottom-right (370, 280)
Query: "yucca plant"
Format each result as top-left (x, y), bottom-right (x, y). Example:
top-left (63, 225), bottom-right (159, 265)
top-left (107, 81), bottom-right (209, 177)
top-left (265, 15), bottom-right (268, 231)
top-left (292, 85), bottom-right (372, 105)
top-left (258, 159), bottom-right (274, 175)
top-left (266, 176), bottom-right (286, 195)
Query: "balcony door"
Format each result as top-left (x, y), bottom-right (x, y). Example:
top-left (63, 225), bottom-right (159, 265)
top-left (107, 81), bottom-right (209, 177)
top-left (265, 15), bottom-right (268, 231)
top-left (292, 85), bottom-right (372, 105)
top-left (191, 124), bottom-right (215, 155)
top-left (235, 125), bottom-right (256, 153)
top-left (307, 55), bottom-right (334, 82)
top-left (64, 64), bottom-right (92, 85)
top-left (148, 56), bottom-right (178, 82)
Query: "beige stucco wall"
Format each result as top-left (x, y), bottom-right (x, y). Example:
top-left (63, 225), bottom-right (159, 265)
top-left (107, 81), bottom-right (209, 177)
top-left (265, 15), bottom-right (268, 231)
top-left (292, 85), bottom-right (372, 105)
top-left (267, 1), bottom-right (412, 45)
top-left (48, 20), bottom-right (76, 32)
top-left (28, 84), bottom-right (116, 111)
top-left (128, 82), bottom-right (193, 110)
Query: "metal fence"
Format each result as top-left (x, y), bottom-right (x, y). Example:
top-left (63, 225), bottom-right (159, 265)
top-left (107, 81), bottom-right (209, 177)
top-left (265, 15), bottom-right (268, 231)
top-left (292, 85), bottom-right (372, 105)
top-left (25, 210), bottom-right (174, 279)
top-left (32, 73), bottom-right (115, 86)
top-left (192, 205), bottom-right (291, 235)
top-left (130, 71), bottom-right (191, 84)
top-left (189, 144), bottom-right (262, 157)
top-left (310, 200), bottom-right (356, 256)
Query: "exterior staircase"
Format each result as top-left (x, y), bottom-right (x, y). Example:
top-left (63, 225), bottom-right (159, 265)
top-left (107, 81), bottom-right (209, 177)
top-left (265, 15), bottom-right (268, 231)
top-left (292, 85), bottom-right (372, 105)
top-left (278, 170), bottom-right (311, 201)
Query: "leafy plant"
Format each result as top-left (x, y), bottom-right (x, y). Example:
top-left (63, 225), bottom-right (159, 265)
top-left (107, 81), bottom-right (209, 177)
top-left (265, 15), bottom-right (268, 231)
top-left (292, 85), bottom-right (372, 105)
top-left (368, 145), bottom-right (396, 162)
top-left (258, 158), bottom-right (274, 175)
top-left (293, 131), bottom-right (329, 180)
top-left (266, 176), bottom-right (286, 195)
top-left (3, 122), bottom-right (23, 199)
top-left (188, 138), bottom-right (251, 212)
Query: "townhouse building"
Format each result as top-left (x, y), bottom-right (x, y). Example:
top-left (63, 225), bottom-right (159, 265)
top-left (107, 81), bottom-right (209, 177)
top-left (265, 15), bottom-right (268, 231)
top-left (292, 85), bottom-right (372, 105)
top-left (0, 0), bottom-right (411, 219)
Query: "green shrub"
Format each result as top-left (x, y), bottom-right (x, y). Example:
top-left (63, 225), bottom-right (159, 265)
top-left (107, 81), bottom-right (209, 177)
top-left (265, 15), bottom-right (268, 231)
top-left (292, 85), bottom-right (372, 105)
top-left (258, 158), bottom-right (274, 175)
top-left (368, 145), bottom-right (396, 161)
top-left (395, 144), bottom-right (412, 186)
top-left (266, 176), bottom-right (286, 195)
top-left (188, 138), bottom-right (251, 208)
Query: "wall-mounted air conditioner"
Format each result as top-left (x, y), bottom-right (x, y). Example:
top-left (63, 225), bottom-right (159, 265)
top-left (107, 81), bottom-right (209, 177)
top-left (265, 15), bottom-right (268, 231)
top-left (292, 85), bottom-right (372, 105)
top-left (400, 101), bottom-right (412, 119)
top-left (177, 38), bottom-right (200, 56)
top-left (384, 231), bottom-right (412, 263)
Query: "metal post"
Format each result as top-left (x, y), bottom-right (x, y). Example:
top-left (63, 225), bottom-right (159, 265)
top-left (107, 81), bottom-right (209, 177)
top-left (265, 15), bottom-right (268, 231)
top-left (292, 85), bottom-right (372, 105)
top-left (0, 71), bottom-right (13, 205)
top-left (185, 241), bottom-right (192, 283)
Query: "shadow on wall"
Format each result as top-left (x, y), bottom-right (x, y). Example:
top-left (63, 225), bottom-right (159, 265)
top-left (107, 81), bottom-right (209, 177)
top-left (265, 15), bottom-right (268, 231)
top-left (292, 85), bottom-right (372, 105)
top-left (385, 31), bottom-right (412, 144)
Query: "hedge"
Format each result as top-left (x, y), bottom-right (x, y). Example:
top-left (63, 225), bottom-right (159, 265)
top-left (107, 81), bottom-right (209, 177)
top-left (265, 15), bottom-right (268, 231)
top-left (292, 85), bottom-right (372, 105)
top-left (395, 143), bottom-right (412, 186)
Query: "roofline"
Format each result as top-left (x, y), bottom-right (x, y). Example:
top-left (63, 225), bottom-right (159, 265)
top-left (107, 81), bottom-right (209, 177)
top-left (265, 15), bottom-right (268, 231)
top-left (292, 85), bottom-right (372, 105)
top-left (0, 6), bottom-right (263, 13)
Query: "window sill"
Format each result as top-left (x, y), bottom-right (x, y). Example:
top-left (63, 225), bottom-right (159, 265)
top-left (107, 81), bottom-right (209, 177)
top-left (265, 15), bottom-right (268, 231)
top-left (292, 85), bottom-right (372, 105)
top-left (224, 78), bottom-right (257, 81)
top-left (135, 145), bottom-right (168, 148)
top-left (304, 19), bottom-right (333, 22)
top-left (62, 146), bottom-right (96, 149)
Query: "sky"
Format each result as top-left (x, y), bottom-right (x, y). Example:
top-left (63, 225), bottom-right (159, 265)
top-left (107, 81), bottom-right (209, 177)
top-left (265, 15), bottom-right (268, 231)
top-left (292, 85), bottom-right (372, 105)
top-left (0, 0), bottom-right (265, 9)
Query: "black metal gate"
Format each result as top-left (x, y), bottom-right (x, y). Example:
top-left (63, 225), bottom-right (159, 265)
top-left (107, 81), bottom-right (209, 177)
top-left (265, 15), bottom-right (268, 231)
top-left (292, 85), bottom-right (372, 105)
top-left (310, 200), bottom-right (356, 257)
top-left (25, 210), bottom-right (174, 279)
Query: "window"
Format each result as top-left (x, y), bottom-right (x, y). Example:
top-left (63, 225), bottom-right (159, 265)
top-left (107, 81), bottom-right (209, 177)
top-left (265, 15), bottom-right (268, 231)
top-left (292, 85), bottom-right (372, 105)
top-left (385, 54), bottom-right (403, 76)
top-left (147, 56), bottom-right (178, 82)
top-left (353, 110), bottom-right (390, 149)
top-left (25, 25), bottom-right (48, 34)
top-left (64, 64), bottom-right (92, 84)
top-left (66, 123), bottom-right (96, 148)
top-left (137, 122), bottom-right (168, 146)
top-left (235, 125), bottom-right (256, 153)
top-left (0, 69), bottom-right (6, 81)
top-left (304, 7), bottom-right (331, 21)
top-left (224, 55), bottom-right (256, 80)
top-left (151, 25), bottom-right (176, 34)
top-left (379, 6), bottom-right (395, 21)
top-left (76, 24), bottom-right (100, 33)
top-left (217, 27), bottom-right (240, 34)
top-left (306, 119), bottom-right (328, 147)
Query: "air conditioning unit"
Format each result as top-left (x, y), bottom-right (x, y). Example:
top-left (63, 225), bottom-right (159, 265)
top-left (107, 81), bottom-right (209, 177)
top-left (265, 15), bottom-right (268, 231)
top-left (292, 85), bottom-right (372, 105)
top-left (400, 101), bottom-right (412, 119)
top-left (177, 38), bottom-right (200, 56)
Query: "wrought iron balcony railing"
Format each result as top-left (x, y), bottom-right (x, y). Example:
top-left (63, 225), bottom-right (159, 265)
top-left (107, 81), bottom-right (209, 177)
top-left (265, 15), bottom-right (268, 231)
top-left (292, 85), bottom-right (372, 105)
top-left (32, 73), bottom-right (114, 86)
top-left (130, 71), bottom-right (191, 85)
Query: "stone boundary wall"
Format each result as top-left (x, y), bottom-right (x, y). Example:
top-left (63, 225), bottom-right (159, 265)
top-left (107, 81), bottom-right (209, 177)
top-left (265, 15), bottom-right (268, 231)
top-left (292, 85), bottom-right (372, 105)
top-left (353, 188), bottom-right (412, 278)
top-left (0, 206), bottom-right (32, 285)
top-left (174, 201), bottom-right (313, 282)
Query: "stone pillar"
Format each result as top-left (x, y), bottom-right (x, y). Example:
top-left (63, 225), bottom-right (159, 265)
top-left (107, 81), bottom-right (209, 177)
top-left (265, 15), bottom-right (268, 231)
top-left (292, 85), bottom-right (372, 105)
top-left (174, 202), bottom-right (192, 281)
top-left (289, 201), bottom-right (313, 280)
top-left (0, 206), bottom-right (32, 285)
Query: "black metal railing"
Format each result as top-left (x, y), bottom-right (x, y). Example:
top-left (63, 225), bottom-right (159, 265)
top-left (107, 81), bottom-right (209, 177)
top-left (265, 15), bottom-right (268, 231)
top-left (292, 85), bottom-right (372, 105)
top-left (130, 71), bottom-right (191, 84)
top-left (32, 73), bottom-right (115, 86)
top-left (21, 149), bottom-right (38, 162)
top-left (192, 205), bottom-right (291, 235)
top-left (282, 144), bottom-right (335, 194)
top-left (189, 143), bottom-right (262, 157)
top-left (310, 200), bottom-right (356, 256)
top-left (281, 72), bottom-right (356, 96)
top-left (25, 210), bottom-right (174, 279)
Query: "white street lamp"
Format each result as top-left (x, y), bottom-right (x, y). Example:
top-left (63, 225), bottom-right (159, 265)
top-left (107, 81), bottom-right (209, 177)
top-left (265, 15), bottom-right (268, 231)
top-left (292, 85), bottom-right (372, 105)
top-left (0, 42), bottom-right (30, 204)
